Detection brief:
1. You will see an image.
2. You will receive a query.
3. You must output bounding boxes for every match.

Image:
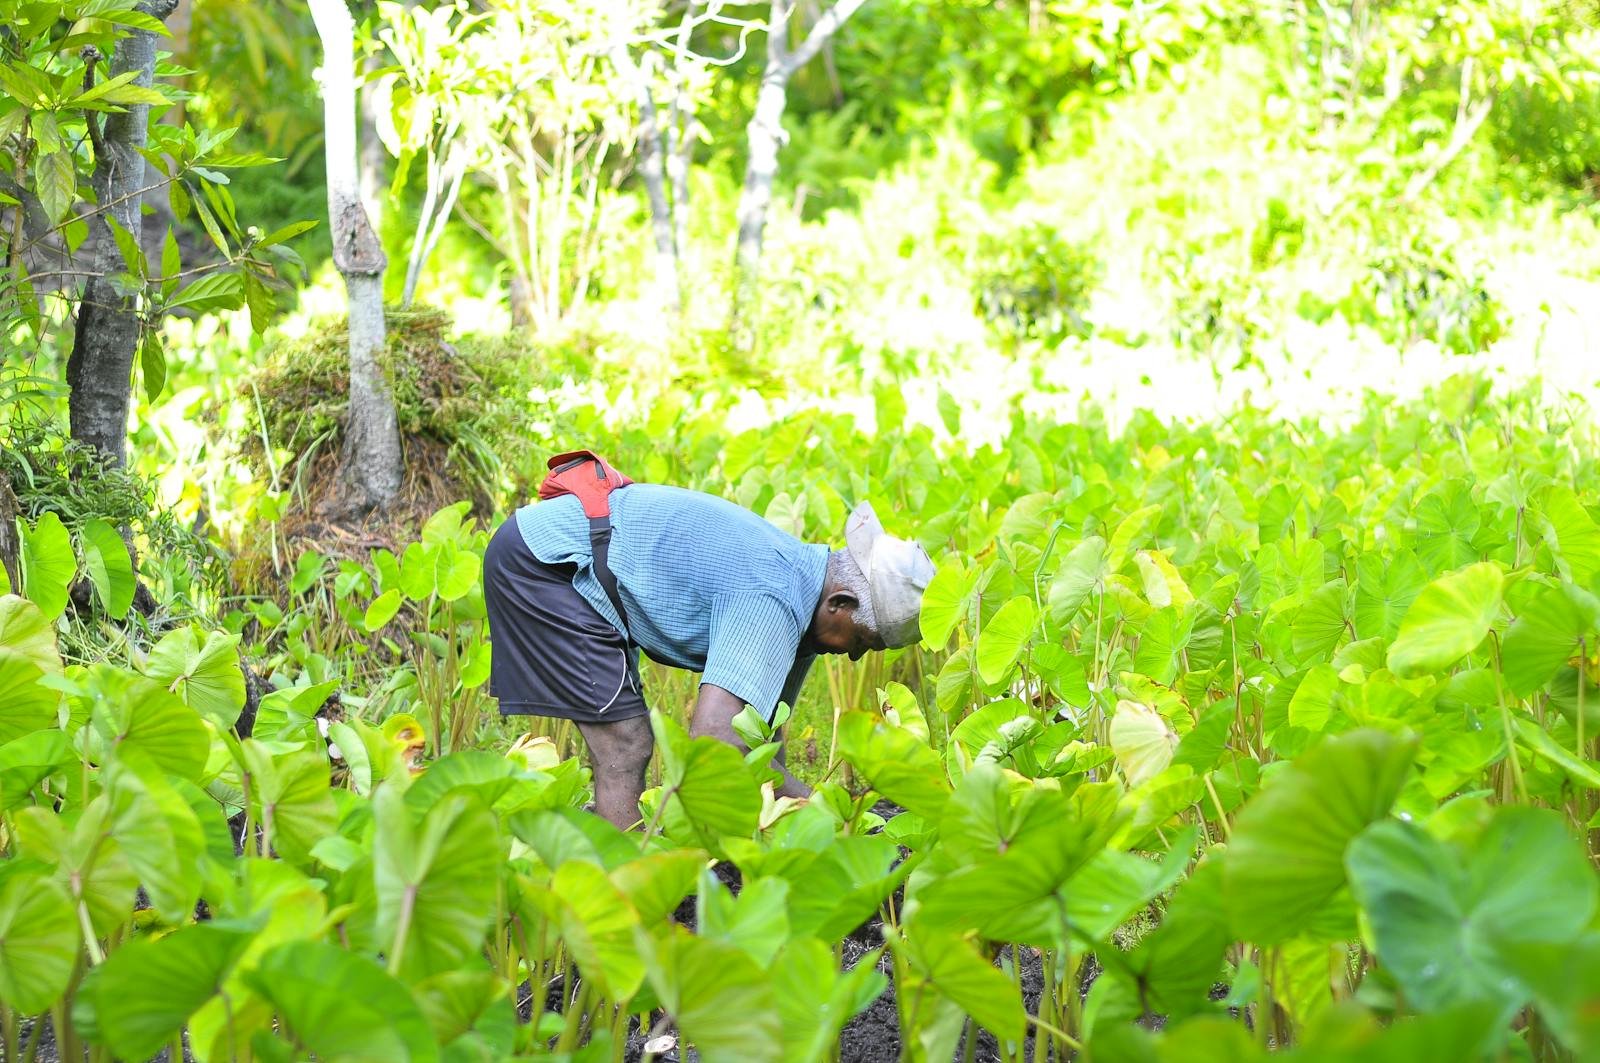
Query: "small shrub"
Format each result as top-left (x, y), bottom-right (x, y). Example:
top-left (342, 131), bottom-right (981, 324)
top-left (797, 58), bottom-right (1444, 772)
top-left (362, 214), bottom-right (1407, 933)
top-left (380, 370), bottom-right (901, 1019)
top-left (971, 220), bottom-right (1099, 346)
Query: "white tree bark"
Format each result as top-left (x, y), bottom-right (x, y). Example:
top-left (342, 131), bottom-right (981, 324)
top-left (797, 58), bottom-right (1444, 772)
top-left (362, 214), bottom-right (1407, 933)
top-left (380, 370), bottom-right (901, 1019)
top-left (613, 45), bottom-right (680, 314)
top-left (729, 0), bottom-right (867, 348)
top-left (310, 0), bottom-right (402, 517)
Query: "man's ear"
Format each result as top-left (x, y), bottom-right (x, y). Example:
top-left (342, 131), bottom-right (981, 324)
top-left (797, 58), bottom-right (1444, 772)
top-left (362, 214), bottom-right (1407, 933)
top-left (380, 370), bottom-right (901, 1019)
top-left (825, 589), bottom-right (859, 612)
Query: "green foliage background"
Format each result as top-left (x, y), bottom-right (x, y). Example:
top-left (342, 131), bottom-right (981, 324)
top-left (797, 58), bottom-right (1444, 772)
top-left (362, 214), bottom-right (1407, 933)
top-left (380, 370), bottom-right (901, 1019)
top-left (5, 0), bottom-right (1600, 1059)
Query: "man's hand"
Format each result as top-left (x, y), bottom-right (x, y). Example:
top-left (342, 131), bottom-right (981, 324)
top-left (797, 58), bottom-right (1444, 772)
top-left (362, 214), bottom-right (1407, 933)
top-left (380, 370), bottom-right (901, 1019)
top-left (691, 684), bottom-right (812, 800)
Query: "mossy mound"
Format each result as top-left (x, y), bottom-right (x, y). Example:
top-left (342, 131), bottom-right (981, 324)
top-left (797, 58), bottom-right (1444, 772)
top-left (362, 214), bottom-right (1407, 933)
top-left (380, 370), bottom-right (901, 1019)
top-left (240, 305), bottom-right (548, 562)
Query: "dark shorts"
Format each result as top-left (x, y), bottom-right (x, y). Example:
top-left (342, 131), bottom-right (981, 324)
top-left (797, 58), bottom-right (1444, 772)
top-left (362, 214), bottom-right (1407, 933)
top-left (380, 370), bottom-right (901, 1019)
top-left (482, 519), bottom-right (648, 724)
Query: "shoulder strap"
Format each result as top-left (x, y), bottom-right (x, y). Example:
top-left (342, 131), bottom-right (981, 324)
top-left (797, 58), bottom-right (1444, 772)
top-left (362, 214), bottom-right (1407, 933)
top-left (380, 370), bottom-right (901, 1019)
top-left (537, 451), bottom-right (636, 645)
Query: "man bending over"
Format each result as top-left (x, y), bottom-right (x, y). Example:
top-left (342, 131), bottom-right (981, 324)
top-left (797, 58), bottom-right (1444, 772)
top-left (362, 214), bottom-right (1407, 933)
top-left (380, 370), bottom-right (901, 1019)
top-left (482, 468), bottom-right (934, 830)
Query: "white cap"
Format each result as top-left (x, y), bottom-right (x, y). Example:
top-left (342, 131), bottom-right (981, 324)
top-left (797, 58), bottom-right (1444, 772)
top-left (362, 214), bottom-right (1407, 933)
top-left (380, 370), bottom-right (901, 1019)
top-left (845, 501), bottom-right (935, 648)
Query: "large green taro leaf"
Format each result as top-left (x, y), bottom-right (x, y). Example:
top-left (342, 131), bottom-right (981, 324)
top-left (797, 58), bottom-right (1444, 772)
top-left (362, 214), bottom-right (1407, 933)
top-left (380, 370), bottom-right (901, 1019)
top-left (244, 939), bottom-right (439, 1063)
top-left (920, 558), bottom-right (977, 650)
top-left (1346, 807), bottom-right (1598, 1013)
top-left (0, 648), bottom-right (56, 744)
top-left (1537, 485), bottom-right (1600, 586)
top-left (976, 596), bottom-right (1036, 685)
top-left (1222, 730), bottom-right (1414, 945)
top-left (19, 511), bottom-right (73, 619)
top-left (1498, 934), bottom-right (1600, 1058)
top-left (241, 739), bottom-right (338, 868)
top-left (0, 594), bottom-right (62, 673)
top-left (0, 864), bottom-right (78, 1014)
top-left (0, 730), bottom-right (72, 811)
top-left (1127, 857), bottom-right (1231, 1022)
top-left (373, 785), bottom-right (501, 982)
top-left (834, 710), bottom-right (950, 820)
top-left (652, 712), bottom-right (760, 845)
top-left (1352, 550), bottom-right (1424, 641)
top-left (107, 753), bottom-right (205, 923)
top-left (93, 670), bottom-right (210, 782)
top-left (774, 937), bottom-right (886, 1063)
top-left (81, 518), bottom-right (136, 619)
top-left (1500, 581), bottom-right (1600, 696)
top-left (896, 919), bottom-right (1026, 1042)
top-left (1048, 535), bottom-right (1109, 625)
top-left (1385, 562), bottom-right (1503, 678)
top-left (639, 925), bottom-right (783, 1063)
top-left (144, 626), bottom-right (246, 730)
top-left (547, 860), bottom-right (645, 1001)
top-left (74, 920), bottom-right (257, 1060)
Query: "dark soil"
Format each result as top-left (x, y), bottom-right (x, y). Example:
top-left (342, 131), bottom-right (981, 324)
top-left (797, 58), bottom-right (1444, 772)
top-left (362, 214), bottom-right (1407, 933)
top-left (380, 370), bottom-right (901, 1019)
top-left (13, 1016), bottom-right (196, 1063)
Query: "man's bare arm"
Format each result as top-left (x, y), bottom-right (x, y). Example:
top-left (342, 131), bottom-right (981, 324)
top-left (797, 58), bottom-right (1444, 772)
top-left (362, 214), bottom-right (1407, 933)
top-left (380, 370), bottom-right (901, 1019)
top-left (690, 683), bottom-right (811, 799)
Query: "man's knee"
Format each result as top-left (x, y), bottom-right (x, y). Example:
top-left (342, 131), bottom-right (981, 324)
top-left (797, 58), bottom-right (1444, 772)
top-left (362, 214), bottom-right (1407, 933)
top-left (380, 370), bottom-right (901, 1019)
top-left (577, 715), bottom-right (654, 774)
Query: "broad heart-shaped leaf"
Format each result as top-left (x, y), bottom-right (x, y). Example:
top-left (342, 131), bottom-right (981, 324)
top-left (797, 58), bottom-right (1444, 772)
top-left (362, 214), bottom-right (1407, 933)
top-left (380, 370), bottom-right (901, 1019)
top-left (897, 919), bottom-right (1027, 1042)
top-left (373, 785), bottom-right (501, 982)
top-left (608, 850), bottom-right (705, 925)
top-left (240, 739), bottom-right (338, 868)
top-left (1499, 934), bottom-right (1600, 1058)
top-left (0, 865), bottom-right (78, 1014)
top-left (1386, 562), bottom-right (1504, 678)
top-left (144, 626), bottom-right (246, 730)
top-left (640, 925), bottom-right (783, 1063)
top-left (20, 511), bottom-right (73, 619)
top-left (976, 596), bottom-right (1037, 685)
top-left (1501, 582), bottom-right (1600, 696)
top-left (1127, 856), bottom-right (1231, 1022)
top-left (244, 939), bottom-right (440, 1063)
top-left (80, 518), bottom-right (135, 618)
top-left (784, 834), bottom-right (905, 944)
top-left (652, 712), bottom-right (761, 845)
top-left (106, 754), bottom-right (206, 923)
top-left (1108, 504), bottom-right (1161, 573)
top-left (911, 766), bottom-right (1120, 946)
top-left (945, 697), bottom-right (1035, 778)
top-left (1347, 807), bottom-right (1598, 1013)
top-left (1353, 550), bottom-right (1424, 641)
top-left (1064, 827), bottom-right (1196, 942)
top-left (1109, 699), bottom-right (1178, 787)
top-left (834, 710), bottom-right (951, 820)
top-left (1291, 581), bottom-right (1350, 663)
top-left (432, 541), bottom-right (480, 602)
top-left (697, 871), bottom-right (790, 967)
top-left (920, 558), bottom-right (975, 650)
top-left (0, 593), bottom-right (63, 673)
top-left (365, 588), bottom-right (404, 630)
top-left (74, 920), bottom-right (257, 1060)
top-left (1537, 485), bottom-right (1600, 585)
top-left (14, 798), bottom-right (139, 938)
top-left (0, 730), bottom-right (73, 811)
top-left (1049, 535), bottom-right (1108, 625)
top-left (1514, 716), bottom-right (1600, 789)
top-left (546, 859), bottom-right (645, 1001)
top-left (93, 670), bottom-right (210, 782)
top-left (1222, 729), bottom-right (1414, 945)
top-left (774, 937), bottom-right (886, 1063)
top-left (0, 648), bottom-right (57, 743)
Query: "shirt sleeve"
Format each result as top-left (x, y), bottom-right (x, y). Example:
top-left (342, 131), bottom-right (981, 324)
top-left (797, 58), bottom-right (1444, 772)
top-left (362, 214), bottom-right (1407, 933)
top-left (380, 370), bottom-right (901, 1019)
top-left (700, 594), bottom-right (802, 720)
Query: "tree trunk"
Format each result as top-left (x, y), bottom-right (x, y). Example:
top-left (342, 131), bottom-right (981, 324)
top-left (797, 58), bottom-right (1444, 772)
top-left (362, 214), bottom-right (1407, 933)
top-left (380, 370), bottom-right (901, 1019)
top-left (729, 0), bottom-right (867, 350)
top-left (360, 49), bottom-right (386, 226)
top-left (64, 0), bottom-right (179, 466)
top-left (614, 46), bottom-right (679, 315)
top-left (310, 0), bottom-right (402, 519)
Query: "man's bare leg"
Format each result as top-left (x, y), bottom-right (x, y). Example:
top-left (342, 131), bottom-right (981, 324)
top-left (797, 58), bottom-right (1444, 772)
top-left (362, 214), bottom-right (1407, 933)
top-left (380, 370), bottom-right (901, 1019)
top-left (575, 715), bottom-right (654, 830)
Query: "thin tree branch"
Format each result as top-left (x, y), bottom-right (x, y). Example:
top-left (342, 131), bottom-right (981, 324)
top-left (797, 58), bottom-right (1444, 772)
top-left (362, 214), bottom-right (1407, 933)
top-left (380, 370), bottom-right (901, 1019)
top-left (783, 0), bottom-right (868, 74)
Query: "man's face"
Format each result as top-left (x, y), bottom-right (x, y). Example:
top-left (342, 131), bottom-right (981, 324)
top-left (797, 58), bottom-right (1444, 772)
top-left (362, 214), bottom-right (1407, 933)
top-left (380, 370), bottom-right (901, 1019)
top-left (808, 596), bottom-right (887, 660)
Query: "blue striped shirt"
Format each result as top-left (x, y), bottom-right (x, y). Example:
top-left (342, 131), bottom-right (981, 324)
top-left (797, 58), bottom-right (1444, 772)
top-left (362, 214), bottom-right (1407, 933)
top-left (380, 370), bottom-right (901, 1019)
top-left (515, 484), bottom-right (829, 719)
